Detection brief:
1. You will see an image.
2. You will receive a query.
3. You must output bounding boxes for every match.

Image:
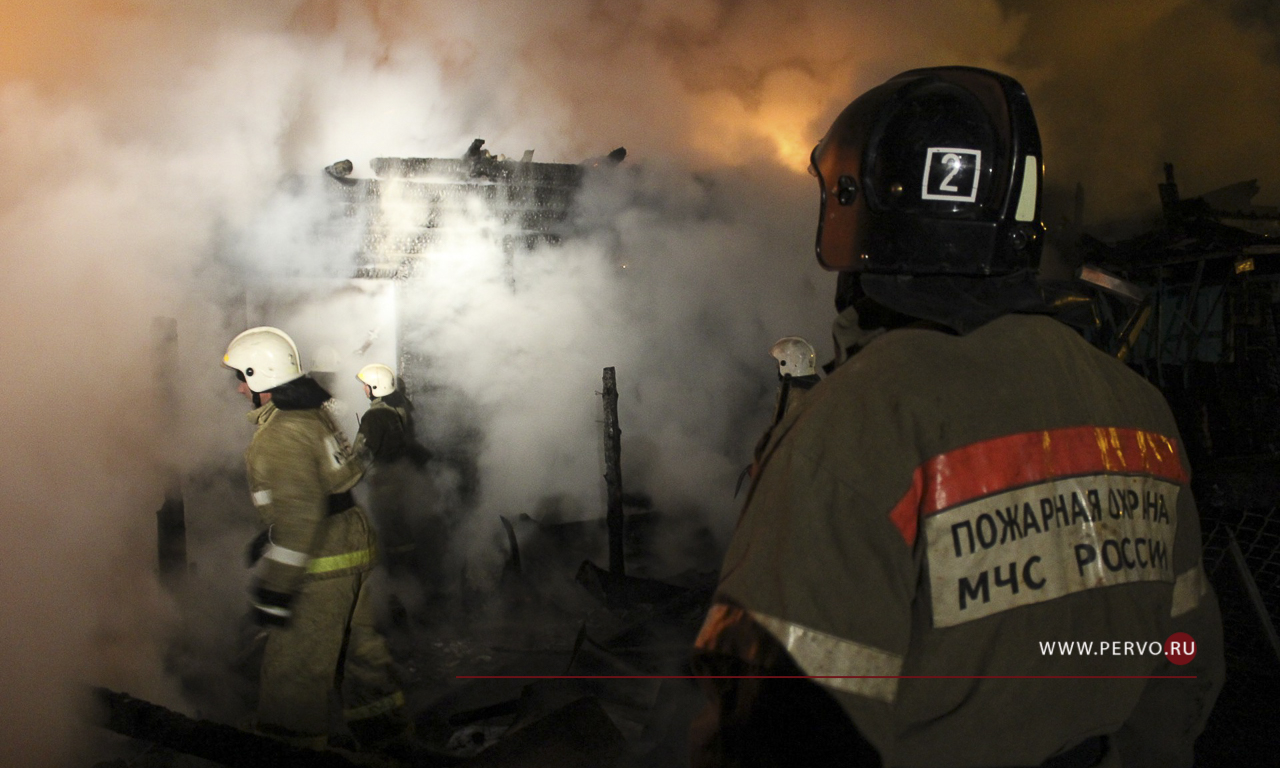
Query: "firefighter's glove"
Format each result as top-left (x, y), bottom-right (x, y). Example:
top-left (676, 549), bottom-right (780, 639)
top-left (245, 529), bottom-right (271, 568)
top-left (250, 581), bottom-right (295, 628)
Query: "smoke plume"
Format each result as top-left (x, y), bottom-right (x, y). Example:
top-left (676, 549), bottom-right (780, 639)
top-left (0, 0), bottom-right (1276, 763)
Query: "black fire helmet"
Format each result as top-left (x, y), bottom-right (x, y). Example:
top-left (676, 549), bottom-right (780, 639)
top-left (811, 66), bottom-right (1045, 277)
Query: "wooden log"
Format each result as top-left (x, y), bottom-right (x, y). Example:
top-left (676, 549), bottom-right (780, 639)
top-left (463, 697), bottom-right (624, 768)
top-left (151, 317), bottom-right (186, 588)
top-left (1226, 529), bottom-right (1280, 665)
top-left (93, 687), bottom-right (364, 768)
top-left (601, 368), bottom-right (624, 577)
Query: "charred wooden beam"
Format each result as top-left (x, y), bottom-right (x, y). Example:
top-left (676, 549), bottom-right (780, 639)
top-left (462, 696), bottom-right (624, 768)
top-left (601, 367), bottom-right (624, 577)
top-left (575, 561), bottom-right (687, 609)
top-left (1226, 529), bottom-right (1280, 665)
top-left (152, 317), bottom-right (186, 588)
top-left (156, 493), bottom-right (186, 587)
top-left (1116, 304), bottom-right (1153, 362)
top-left (446, 698), bottom-right (521, 728)
top-left (1159, 162), bottom-right (1181, 223)
top-left (92, 687), bottom-right (364, 768)
top-left (499, 515), bottom-right (521, 573)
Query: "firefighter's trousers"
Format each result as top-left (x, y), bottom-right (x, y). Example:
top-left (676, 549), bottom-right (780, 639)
top-left (257, 569), bottom-right (404, 741)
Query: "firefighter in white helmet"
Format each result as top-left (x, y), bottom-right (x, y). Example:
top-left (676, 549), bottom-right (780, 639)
top-left (691, 67), bottom-right (1223, 767)
top-left (768, 336), bottom-right (820, 422)
top-left (737, 337), bottom-right (824, 496)
top-left (357, 363), bottom-right (396, 396)
top-left (770, 336), bottom-right (817, 376)
top-left (353, 363), bottom-right (431, 580)
top-left (355, 364), bottom-right (409, 463)
top-left (223, 328), bottom-right (410, 752)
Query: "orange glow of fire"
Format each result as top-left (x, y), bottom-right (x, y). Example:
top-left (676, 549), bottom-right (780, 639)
top-left (687, 68), bottom-right (832, 173)
top-left (0, 5), bottom-right (101, 85)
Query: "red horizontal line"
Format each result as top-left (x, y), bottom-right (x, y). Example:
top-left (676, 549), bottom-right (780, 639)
top-left (455, 675), bottom-right (1196, 680)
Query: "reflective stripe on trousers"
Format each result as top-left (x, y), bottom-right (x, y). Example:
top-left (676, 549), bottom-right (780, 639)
top-left (265, 545), bottom-right (376, 574)
top-left (308, 547), bottom-right (376, 574)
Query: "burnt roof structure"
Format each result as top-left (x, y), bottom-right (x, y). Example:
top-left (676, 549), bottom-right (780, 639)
top-left (1083, 164), bottom-right (1280, 284)
top-left (322, 139), bottom-right (625, 279)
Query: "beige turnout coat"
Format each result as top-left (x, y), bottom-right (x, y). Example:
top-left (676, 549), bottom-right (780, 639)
top-left (245, 402), bottom-right (374, 598)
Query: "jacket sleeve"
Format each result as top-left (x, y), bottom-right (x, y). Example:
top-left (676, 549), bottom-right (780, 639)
top-left (706, 384), bottom-right (920, 760)
top-left (248, 421), bottom-right (327, 616)
top-left (688, 601), bottom-right (883, 768)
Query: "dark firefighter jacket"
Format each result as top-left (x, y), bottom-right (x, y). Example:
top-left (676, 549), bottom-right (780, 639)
top-left (356, 391), bottom-right (432, 469)
top-left (245, 401), bottom-right (374, 609)
top-left (356, 394), bottom-right (410, 464)
top-left (693, 311), bottom-right (1225, 768)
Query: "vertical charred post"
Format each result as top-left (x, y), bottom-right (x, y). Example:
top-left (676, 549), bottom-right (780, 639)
top-left (1158, 162), bottom-right (1181, 225)
top-left (152, 317), bottom-right (187, 588)
top-left (602, 367), bottom-right (625, 577)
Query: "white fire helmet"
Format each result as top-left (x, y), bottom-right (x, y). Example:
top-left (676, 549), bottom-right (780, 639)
top-left (357, 363), bottom-right (397, 397)
top-left (770, 336), bottom-right (817, 378)
top-left (223, 326), bottom-right (304, 393)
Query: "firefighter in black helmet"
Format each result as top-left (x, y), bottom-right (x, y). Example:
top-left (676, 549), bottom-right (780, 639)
top-left (691, 67), bottom-right (1223, 768)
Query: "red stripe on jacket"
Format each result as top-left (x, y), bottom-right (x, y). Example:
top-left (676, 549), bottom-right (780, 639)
top-left (887, 426), bottom-right (1187, 546)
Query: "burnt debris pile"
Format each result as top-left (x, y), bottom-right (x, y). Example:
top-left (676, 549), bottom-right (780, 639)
top-left (1069, 165), bottom-right (1280, 761)
top-left (403, 365), bottom-right (718, 767)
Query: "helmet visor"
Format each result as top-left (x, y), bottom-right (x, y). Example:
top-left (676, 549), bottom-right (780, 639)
top-left (810, 84), bottom-right (897, 272)
top-left (811, 136), bottom-right (861, 271)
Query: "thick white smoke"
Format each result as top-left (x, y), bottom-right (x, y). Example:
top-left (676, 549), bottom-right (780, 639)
top-left (0, 0), bottom-right (1276, 764)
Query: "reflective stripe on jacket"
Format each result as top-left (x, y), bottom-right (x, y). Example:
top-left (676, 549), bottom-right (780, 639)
top-left (246, 402), bottom-right (375, 594)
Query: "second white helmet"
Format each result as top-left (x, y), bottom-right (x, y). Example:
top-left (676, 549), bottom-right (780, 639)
top-left (224, 327), bottom-right (304, 393)
top-left (770, 336), bottom-right (817, 378)
top-left (357, 363), bottom-right (397, 397)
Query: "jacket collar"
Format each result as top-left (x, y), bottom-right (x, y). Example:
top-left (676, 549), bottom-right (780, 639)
top-left (247, 401), bottom-right (278, 426)
top-left (827, 304), bottom-right (889, 372)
